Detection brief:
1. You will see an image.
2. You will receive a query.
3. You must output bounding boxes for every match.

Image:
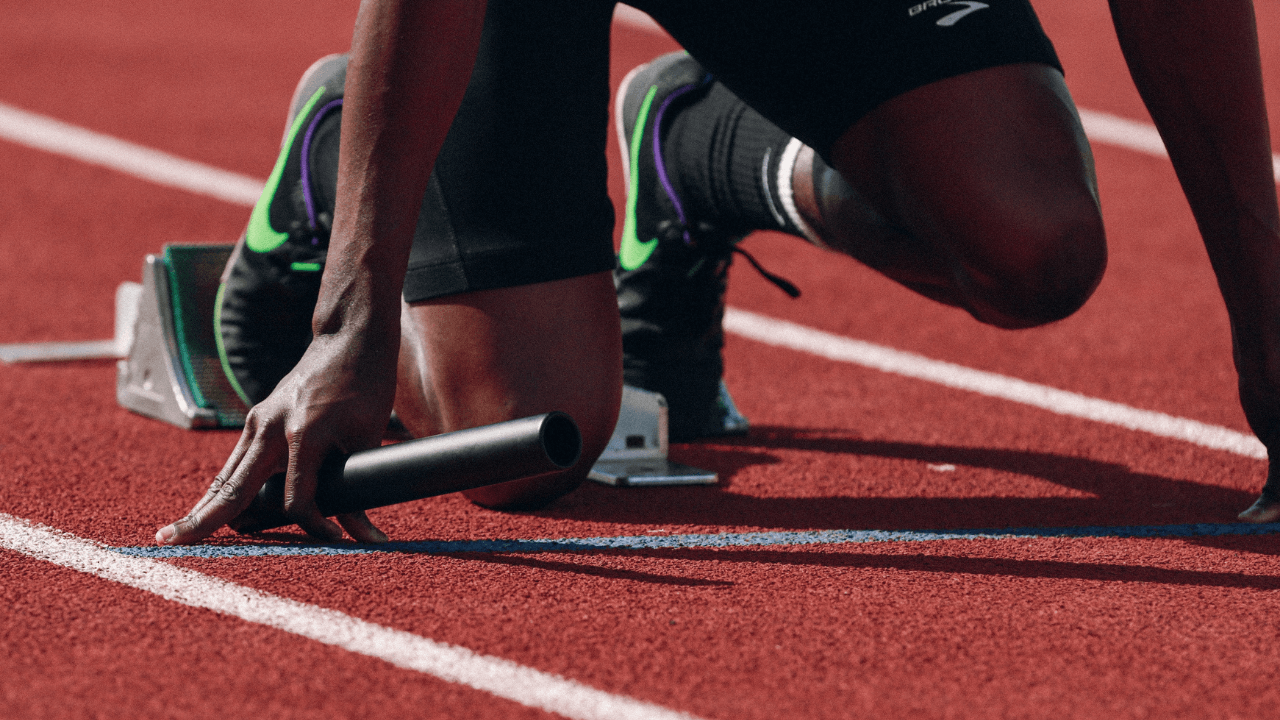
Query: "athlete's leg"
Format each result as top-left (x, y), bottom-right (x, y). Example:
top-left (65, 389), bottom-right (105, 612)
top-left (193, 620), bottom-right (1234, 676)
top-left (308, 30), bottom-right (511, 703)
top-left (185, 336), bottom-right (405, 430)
top-left (635, 0), bottom-right (1106, 330)
top-left (393, 273), bottom-right (622, 508)
top-left (795, 63), bottom-right (1105, 329)
top-left (387, 0), bottom-right (620, 509)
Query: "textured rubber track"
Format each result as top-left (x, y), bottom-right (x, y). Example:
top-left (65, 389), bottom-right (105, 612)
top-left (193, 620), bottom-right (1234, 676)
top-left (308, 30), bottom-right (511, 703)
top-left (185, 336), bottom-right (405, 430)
top-left (2, 0), bottom-right (1280, 718)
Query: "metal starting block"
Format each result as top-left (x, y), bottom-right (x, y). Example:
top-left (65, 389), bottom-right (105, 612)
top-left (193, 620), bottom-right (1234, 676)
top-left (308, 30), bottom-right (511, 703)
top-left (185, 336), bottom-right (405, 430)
top-left (587, 385), bottom-right (718, 486)
top-left (78, 243), bottom-right (716, 485)
top-left (116, 244), bottom-right (249, 429)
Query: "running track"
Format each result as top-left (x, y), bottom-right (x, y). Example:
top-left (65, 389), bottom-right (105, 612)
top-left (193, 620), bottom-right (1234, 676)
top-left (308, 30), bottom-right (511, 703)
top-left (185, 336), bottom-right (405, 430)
top-left (2, 1), bottom-right (1280, 718)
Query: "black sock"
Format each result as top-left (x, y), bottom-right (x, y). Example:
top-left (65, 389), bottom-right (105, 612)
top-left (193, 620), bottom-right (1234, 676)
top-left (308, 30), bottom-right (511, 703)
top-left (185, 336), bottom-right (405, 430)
top-left (665, 82), bottom-right (812, 240)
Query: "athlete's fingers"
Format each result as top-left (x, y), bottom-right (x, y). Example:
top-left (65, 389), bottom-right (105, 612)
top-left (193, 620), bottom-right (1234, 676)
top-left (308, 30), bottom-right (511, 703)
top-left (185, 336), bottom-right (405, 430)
top-left (282, 434), bottom-right (344, 542)
top-left (1238, 494), bottom-right (1280, 523)
top-left (187, 420), bottom-right (260, 519)
top-left (336, 511), bottom-right (389, 544)
top-left (183, 473), bottom-right (233, 522)
top-left (157, 438), bottom-right (284, 545)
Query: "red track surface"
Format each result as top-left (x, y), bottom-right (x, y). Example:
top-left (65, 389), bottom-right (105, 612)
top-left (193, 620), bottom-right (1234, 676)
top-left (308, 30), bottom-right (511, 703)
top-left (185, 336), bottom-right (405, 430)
top-left (2, 1), bottom-right (1280, 718)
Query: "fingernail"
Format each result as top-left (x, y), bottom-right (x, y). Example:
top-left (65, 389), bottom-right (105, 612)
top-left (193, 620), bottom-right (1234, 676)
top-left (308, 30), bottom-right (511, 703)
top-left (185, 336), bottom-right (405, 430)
top-left (156, 525), bottom-right (176, 544)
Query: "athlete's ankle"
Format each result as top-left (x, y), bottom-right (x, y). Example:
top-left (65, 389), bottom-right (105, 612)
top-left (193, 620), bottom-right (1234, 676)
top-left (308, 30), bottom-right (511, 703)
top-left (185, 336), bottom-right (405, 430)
top-left (665, 82), bottom-right (818, 242)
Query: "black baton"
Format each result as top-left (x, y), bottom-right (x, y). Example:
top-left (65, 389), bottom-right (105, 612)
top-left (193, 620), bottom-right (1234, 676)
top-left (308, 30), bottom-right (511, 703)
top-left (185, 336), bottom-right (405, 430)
top-left (230, 412), bottom-right (581, 533)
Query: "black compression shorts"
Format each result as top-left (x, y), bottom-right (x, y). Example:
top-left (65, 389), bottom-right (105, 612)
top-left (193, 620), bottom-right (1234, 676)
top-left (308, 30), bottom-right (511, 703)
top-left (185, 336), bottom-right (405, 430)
top-left (402, 0), bottom-right (1062, 302)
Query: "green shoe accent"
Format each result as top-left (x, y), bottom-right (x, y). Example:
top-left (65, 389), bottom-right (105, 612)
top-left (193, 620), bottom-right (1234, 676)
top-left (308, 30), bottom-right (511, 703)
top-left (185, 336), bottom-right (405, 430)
top-left (618, 85), bottom-right (660, 272)
top-left (213, 281), bottom-right (254, 407)
top-left (245, 85), bottom-right (329, 254)
top-left (290, 261), bottom-right (322, 272)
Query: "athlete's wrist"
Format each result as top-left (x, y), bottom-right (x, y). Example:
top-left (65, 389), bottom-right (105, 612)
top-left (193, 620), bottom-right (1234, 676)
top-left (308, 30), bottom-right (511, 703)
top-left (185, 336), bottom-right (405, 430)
top-left (311, 260), bottom-right (404, 343)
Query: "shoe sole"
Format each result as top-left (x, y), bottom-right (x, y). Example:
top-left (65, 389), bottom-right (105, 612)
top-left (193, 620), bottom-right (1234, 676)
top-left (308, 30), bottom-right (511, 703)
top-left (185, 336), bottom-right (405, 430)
top-left (222, 53), bottom-right (348, 284)
top-left (284, 53), bottom-right (348, 146)
top-left (613, 53), bottom-right (693, 196)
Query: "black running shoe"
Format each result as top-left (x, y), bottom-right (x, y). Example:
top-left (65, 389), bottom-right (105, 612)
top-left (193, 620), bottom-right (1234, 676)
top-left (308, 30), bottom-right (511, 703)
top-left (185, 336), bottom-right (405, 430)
top-left (216, 54), bottom-right (347, 406)
top-left (614, 52), bottom-right (750, 442)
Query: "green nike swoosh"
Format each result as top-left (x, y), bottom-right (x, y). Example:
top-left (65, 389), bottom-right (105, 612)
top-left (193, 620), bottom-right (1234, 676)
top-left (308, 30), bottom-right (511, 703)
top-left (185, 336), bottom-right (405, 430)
top-left (245, 85), bottom-right (329, 253)
top-left (618, 84), bottom-right (660, 271)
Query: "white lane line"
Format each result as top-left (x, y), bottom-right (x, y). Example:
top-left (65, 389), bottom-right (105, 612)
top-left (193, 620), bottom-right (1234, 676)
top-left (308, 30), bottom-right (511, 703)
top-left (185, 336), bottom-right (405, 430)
top-left (1077, 109), bottom-right (1170, 158)
top-left (723, 308), bottom-right (1267, 460)
top-left (0, 513), bottom-right (704, 720)
top-left (0, 101), bottom-right (262, 206)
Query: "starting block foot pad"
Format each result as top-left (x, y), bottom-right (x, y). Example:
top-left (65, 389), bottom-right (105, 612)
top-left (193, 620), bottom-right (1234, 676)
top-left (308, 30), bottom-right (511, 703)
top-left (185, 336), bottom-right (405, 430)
top-left (116, 244), bottom-right (248, 429)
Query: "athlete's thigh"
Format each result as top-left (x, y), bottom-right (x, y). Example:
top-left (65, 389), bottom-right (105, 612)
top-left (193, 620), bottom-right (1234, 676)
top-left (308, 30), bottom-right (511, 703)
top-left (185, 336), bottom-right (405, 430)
top-left (832, 61), bottom-right (1101, 290)
top-left (636, 0), bottom-right (1103, 321)
top-left (633, 0), bottom-right (1063, 158)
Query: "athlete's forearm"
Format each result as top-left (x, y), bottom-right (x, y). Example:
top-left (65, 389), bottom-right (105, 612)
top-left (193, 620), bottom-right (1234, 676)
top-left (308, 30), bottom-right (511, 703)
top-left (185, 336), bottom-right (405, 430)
top-left (315, 0), bottom-right (486, 340)
top-left (1108, 0), bottom-right (1279, 318)
top-left (1109, 0), bottom-right (1280, 453)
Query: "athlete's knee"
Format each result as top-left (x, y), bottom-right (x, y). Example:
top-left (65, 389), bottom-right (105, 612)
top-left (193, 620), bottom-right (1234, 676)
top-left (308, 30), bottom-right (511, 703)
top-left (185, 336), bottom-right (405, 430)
top-left (963, 201), bottom-right (1106, 329)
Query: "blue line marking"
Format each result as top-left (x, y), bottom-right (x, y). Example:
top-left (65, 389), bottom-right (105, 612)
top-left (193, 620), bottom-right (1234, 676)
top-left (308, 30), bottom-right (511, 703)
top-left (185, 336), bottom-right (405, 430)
top-left (113, 522), bottom-right (1280, 559)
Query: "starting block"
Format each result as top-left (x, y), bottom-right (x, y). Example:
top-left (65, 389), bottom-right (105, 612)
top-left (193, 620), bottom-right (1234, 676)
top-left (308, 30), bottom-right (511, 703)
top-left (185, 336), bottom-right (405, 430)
top-left (102, 244), bottom-right (717, 485)
top-left (116, 245), bottom-right (248, 429)
top-left (586, 385), bottom-right (717, 486)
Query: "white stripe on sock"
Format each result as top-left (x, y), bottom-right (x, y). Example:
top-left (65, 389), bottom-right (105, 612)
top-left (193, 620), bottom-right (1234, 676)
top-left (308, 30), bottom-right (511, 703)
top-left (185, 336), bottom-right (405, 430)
top-left (760, 147), bottom-right (788, 228)
top-left (776, 138), bottom-right (824, 247)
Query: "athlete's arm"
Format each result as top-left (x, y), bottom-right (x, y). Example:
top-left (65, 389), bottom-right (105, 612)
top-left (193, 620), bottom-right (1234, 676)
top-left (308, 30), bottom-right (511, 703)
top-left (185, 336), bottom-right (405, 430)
top-left (156, 0), bottom-right (487, 544)
top-left (1107, 0), bottom-right (1280, 516)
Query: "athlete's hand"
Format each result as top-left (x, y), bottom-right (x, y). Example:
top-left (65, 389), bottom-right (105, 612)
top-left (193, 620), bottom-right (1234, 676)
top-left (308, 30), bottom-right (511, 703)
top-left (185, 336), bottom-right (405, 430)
top-left (1235, 345), bottom-right (1280, 523)
top-left (1224, 228), bottom-right (1280, 524)
top-left (155, 329), bottom-right (398, 544)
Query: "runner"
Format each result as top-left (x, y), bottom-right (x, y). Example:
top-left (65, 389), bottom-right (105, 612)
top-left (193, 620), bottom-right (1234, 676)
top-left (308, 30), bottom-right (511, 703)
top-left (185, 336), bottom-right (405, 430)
top-left (157, 0), bottom-right (1280, 544)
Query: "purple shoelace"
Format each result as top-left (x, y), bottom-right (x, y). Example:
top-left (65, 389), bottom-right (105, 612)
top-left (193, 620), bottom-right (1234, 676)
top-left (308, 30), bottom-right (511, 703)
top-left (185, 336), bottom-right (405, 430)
top-left (650, 80), bottom-right (705, 246)
top-left (299, 98), bottom-right (344, 246)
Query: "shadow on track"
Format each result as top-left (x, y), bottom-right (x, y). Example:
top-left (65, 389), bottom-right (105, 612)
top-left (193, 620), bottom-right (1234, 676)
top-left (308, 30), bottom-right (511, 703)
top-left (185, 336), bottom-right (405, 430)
top-left (611, 547), bottom-right (1280, 591)
top-left (537, 425), bottom-right (1256, 531)
top-left (457, 553), bottom-right (734, 587)
top-left (1184, 535), bottom-right (1280, 557)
